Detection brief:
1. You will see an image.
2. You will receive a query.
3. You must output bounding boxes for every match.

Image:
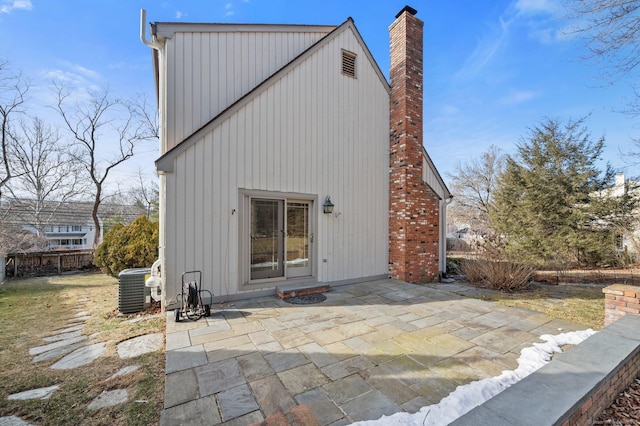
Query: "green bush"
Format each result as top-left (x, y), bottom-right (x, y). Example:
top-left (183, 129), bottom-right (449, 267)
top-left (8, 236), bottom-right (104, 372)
top-left (94, 215), bottom-right (159, 277)
top-left (446, 257), bottom-right (463, 275)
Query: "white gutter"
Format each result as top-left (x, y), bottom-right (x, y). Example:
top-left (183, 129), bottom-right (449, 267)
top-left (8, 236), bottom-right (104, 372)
top-left (140, 9), bottom-right (162, 50)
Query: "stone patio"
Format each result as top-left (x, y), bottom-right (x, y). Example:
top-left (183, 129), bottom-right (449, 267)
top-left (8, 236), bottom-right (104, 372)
top-left (162, 279), bottom-right (585, 425)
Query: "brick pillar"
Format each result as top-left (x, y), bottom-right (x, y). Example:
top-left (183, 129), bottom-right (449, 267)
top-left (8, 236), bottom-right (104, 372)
top-left (603, 284), bottom-right (640, 326)
top-left (389, 6), bottom-right (440, 283)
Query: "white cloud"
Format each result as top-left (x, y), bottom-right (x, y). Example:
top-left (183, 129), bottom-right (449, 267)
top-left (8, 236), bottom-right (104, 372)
top-left (175, 11), bottom-right (186, 19)
top-left (515, 0), bottom-right (560, 16)
top-left (0, 0), bottom-right (32, 14)
top-left (455, 16), bottom-right (513, 80)
top-left (41, 61), bottom-right (103, 104)
top-left (513, 0), bottom-right (564, 44)
top-left (500, 89), bottom-right (537, 105)
top-left (225, 2), bottom-right (234, 16)
top-left (442, 104), bottom-right (460, 115)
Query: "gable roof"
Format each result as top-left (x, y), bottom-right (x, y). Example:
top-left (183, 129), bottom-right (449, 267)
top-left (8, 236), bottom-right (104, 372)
top-left (0, 199), bottom-right (147, 228)
top-left (155, 18), bottom-right (390, 173)
top-left (422, 147), bottom-right (452, 200)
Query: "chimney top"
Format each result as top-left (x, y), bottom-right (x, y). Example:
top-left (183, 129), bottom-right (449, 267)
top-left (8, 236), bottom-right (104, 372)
top-left (395, 5), bottom-right (418, 19)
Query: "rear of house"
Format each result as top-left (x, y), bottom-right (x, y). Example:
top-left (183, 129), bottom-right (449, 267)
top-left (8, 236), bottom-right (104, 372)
top-left (144, 7), bottom-right (450, 307)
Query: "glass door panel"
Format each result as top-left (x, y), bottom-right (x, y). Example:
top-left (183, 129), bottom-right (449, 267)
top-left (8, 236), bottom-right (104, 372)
top-left (250, 199), bottom-right (284, 280)
top-left (286, 201), bottom-right (312, 278)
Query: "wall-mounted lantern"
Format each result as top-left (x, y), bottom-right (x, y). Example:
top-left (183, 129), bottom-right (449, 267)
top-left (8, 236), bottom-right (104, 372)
top-left (323, 196), bottom-right (334, 214)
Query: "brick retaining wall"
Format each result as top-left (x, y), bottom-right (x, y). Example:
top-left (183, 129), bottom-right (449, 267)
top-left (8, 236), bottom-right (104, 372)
top-left (452, 314), bottom-right (640, 426)
top-left (563, 346), bottom-right (640, 425)
top-left (603, 284), bottom-right (640, 326)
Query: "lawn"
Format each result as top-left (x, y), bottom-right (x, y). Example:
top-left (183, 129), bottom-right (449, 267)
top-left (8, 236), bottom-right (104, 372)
top-left (0, 272), bottom-right (165, 426)
top-left (470, 282), bottom-right (606, 330)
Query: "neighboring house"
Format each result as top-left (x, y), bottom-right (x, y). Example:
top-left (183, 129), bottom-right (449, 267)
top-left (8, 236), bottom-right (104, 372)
top-left (0, 199), bottom-right (147, 251)
top-left (41, 222), bottom-right (98, 250)
top-left (597, 173), bottom-right (640, 256)
top-left (143, 6), bottom-right (451, 307)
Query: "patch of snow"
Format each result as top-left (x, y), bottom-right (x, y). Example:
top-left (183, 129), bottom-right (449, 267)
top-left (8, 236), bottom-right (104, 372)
top-left (351, 329), bottom-right (596, 426)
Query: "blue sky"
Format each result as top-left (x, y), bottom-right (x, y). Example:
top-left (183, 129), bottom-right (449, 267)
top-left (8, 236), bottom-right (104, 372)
top-left (1, 0), bottom-right (638, 191)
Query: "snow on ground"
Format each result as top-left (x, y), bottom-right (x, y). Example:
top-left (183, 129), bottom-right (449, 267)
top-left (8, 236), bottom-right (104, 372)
top-left (352, 329), bottom-right (596, 426)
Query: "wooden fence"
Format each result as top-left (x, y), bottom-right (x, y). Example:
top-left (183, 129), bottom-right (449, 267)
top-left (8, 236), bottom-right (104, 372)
top-left (3, 250), bottom-right (95, 279)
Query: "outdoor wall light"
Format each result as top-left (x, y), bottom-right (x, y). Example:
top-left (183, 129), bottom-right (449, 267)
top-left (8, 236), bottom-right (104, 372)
top-left (323, 196), bottom-right (334, 214)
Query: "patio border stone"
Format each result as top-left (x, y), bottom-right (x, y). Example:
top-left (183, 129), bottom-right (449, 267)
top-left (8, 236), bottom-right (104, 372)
top-left (451, 314), bottom-right (640, 426)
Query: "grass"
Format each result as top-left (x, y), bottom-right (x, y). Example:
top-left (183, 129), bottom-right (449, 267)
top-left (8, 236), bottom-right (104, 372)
top-left (470, 283), bottom-right (606, 330)
top-left (0, 272), bottom-right (165, 426)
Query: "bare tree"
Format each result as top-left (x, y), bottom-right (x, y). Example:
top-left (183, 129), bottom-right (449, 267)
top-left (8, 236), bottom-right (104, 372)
top-left (564, 0), bottom-right (640, 81)
top-left (0, 61), bottom-right (28, 202)
top-left (564, 1), bottom-right (640, 158)
top-left (132, 93), bottom-right (159, 140)
top-left (54, 84), bottom-right (157, 248)
top-left (127, 169), bottom-right (158, 220)
top-left (9, 117), bottom-right (85, 236)
top-left (447, 145), bottom-right (505, 237)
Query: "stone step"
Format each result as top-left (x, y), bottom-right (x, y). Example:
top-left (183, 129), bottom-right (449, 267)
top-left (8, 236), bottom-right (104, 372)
top-left (276, 283), bottom-right (329, 300)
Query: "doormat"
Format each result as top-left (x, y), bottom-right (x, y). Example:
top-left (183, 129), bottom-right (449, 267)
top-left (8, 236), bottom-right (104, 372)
top-left (283, 294), bottom-right (327, 305)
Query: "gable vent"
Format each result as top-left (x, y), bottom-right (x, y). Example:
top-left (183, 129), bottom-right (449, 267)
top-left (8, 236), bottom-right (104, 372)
top-left (342, 50), bottom-right (357, 78)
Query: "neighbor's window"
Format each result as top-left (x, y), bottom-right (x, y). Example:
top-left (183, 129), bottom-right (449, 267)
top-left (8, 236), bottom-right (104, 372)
top-left (342, 50), bottom-right (356, 78)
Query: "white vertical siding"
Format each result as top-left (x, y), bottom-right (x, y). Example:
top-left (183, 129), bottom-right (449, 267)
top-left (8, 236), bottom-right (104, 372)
top-left (162, 27), bottom-right (389, 300)
top-left (163, 30), bottom-right (332, 152)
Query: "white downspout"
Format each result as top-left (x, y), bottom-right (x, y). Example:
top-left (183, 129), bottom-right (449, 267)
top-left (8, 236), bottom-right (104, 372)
top-left (140, 8), bottom-right (168, 311)
top-left (440, 196), bottom-right (454, 277)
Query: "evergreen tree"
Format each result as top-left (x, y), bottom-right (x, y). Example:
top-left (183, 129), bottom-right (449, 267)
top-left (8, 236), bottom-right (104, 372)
top-left (491, 117), bottom-right (636, 266)
top-left (94, 215), bottom-right (158, 276)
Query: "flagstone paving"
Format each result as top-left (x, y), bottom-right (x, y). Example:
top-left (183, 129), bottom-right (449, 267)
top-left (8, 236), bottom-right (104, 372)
top-left (4, 300), bottom-right (165, 426)
top-left (7, 386), bottom-right (60, 401)
top-left (161, 279), bottom-right (587, 425)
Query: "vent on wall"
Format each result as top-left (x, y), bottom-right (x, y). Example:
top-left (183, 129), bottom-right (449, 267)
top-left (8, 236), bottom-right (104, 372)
top-left (342, 50), bottom-right (357, 78)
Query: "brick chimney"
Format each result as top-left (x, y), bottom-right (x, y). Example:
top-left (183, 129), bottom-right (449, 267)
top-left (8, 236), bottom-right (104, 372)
top-left (389, 6), bottom-right (440, 283)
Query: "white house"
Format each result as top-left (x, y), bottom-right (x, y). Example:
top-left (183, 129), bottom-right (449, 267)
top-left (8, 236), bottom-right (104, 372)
top-left (598, 172), bottom-right (640, 256)
top-left (142, 6), bottom-right (451, 307)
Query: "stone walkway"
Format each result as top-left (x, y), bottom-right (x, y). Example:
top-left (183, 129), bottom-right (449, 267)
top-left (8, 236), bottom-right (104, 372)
top-left (2, 301), bottom-right (163, 425)
top-left (162, 279), bottom-right (586, 425)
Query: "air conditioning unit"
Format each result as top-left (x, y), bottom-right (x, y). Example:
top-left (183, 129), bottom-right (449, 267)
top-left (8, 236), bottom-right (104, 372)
top-left (118, 268), bottom-right (151, 314)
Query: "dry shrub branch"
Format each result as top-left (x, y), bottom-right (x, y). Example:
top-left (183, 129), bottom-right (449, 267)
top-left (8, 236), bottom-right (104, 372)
top-left (460, 235), bottom-right (534, 291)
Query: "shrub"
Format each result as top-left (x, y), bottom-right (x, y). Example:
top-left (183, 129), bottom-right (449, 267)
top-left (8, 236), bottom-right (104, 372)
top-left (94, 215), bottom-right (159, 277)
top-left (460, 258), bottom-right (533, 292)
top-left (446, 258), bottom-right (463, 275)
top-left (458, 234), bottom-right (534, 291)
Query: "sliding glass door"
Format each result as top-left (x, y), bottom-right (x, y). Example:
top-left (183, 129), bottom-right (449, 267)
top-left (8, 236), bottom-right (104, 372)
top-left (286, 201), bottom-right (311, 278)
top-left (249, 198), bottom-right (312, 281)
top-left (250, 199), bottom-right (284, 280)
